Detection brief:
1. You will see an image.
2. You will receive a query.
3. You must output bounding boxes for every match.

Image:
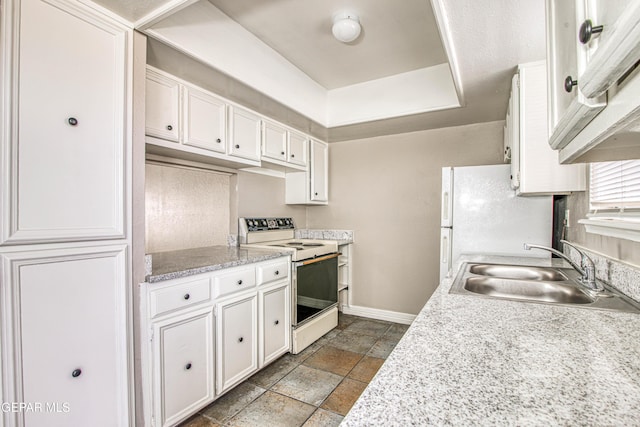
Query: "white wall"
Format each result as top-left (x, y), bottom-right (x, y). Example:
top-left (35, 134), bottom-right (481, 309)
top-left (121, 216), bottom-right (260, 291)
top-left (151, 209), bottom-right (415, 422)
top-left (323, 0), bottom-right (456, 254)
top-left (307, 121), bottom-right (505, 315)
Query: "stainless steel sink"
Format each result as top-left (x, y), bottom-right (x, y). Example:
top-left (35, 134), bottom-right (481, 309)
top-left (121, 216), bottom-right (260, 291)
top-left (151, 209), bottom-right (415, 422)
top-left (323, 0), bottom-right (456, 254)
top-left (468, 264), bottom-right (568, 281)
top-left (450, 262), bottom-right (640, 313)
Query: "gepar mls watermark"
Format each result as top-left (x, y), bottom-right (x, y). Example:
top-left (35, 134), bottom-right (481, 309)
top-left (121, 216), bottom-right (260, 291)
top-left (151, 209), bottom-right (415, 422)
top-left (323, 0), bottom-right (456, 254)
top-left (1, 402), bottom-right (70, 413)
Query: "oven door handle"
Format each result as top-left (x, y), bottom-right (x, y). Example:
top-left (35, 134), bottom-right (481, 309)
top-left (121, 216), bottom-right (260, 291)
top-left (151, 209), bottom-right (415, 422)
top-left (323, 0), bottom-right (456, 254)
top-left (296, 252), bottom-right (340, 266)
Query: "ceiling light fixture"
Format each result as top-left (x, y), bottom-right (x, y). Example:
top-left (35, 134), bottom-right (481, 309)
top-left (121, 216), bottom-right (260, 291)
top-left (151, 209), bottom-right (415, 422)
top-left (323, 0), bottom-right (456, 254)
top-left (332, 12), bottom-right (361, 43)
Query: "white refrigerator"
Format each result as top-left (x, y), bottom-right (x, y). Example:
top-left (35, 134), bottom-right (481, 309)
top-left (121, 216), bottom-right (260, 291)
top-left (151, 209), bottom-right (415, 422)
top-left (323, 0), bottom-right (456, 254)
top-left (440, 164), bottom-right (552, 282)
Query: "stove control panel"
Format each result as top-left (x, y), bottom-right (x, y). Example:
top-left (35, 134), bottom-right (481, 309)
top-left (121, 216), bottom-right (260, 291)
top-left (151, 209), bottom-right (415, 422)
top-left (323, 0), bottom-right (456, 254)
top-left (243, 217), bottom-right (295, 232)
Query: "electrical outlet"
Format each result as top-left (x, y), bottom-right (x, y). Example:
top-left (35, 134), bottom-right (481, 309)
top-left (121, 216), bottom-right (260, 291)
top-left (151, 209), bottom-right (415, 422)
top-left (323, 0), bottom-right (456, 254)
top-left (564, 209), bottom-right (570, 227)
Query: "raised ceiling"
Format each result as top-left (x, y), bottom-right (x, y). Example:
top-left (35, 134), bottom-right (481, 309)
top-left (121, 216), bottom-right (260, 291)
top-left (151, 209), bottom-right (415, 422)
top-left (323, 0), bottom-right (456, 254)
top-left (92, 0), bottom-right (546, 139)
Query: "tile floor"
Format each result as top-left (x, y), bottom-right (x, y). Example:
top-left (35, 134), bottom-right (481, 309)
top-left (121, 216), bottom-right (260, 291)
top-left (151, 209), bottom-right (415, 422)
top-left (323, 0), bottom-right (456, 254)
top-left (179, 313), bottom-right (409, 427)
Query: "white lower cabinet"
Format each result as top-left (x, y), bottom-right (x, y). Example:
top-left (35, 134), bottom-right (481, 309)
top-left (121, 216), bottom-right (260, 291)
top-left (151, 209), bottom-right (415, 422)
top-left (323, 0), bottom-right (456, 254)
top-left (216, 292), bottom-right (258, 394)
top-left (142, 256), bottom-right (291, 426)
top-left (0, 244), bottom-right (131, 427)
top-left (153, 308), bottom-right (214, 427)
top-left (260, 282), bottom-right (290, 366)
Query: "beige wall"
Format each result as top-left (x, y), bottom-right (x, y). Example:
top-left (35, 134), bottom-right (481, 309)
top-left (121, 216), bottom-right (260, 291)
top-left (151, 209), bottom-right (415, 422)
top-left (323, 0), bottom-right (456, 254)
top-left (307, 121), bottom-right (505, 315)
top-left (145, 163), bottom-right (231, 252)
top-left (566, 189), bottom-right (640, 267)
top-left (236, 171), bottom-right (307, 228)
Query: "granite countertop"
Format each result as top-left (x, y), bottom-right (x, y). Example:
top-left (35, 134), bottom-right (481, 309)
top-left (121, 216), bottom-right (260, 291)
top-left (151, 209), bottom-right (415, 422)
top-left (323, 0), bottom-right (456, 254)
top-left (145, 246), bottom-right (290, 283)
top-left (342, 254), bottom-right (640, 426)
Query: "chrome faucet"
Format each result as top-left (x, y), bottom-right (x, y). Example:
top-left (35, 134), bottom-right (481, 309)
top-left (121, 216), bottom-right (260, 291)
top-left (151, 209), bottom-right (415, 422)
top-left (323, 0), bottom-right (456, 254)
top-left (523, 240), bottom-right (603, 292)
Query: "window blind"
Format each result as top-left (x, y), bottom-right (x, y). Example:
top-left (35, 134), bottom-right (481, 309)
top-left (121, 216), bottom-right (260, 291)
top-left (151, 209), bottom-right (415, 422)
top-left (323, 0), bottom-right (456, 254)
top-left (589, 160), bottom-right (640, 211)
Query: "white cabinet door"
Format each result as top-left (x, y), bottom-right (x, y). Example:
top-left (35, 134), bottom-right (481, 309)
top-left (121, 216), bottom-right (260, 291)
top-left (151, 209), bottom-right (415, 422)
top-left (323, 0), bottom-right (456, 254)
top-left (288, 131), bottom-right (308, 167)
top-left (228, 106), bottom-right (261, 162)
top-left (262, 120), bottom-right (287, 162)
top-left (1, 245), bottom-right (130, 427)
top-left (3, 0), bottom-right (129, 244)
top-left (216, 292), bottom-right (258, 394)
top-left (310, 140), bottom-right (328, 202)
top-left (259, 282), bottom-right (290, 367)
top-left (183, 87), bottom-right (226, 153)
top-left (509, 74), bottom-right (521, 190)
top-left (545, 0), bottom-right (606, 150)
top-left (153, 307), bottom-right (214, 427)
top-left (146, 70), bottom-right (181, 142)
top-left (579, 1), bottom-right (640, 98)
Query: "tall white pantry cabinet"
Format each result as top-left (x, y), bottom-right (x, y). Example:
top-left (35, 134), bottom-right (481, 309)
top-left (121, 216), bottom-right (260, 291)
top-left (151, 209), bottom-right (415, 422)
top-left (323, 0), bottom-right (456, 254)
top-left (0, 0), bottom-right (133, 426)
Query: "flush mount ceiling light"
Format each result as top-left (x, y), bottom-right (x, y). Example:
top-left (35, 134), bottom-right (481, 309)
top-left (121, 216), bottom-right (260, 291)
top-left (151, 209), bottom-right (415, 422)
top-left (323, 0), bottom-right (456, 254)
top-left (332, 12), bottom-right (361, 43)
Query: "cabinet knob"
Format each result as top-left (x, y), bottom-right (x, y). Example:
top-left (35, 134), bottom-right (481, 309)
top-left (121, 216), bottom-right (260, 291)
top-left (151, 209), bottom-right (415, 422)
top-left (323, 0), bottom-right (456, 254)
top-left (235, 144), bottom-right (240, 149)
top-left (166, 125), bottom-right (173, 131)
top-left (291, 154), bottom-right (295, 158)
top-left (216, 138), bottom-right (222, 143)
top-left (315, 192), bottom-right (319, 196)
top-left (184, 293), bottom-right (190, 300)
top-left (564, 76), bottom-right (578, 93)
top-left (274, 270), bottom-right (279, 276)
top-left (579, 19), bottom-right (603, 44)
top-left (281, 151), bottom-right (285, 155)
top-left (238, 337), bottom-right (244, 343)
top-left (237, 279), bottom-right (243, 285)
top-left (71, 369), bottom-right (82, 378)
top-left (274, 320), bottom-right (279, 325)
top-left (185, 363), bottom-right (192, 370)
top-left (68, 117), bottom-right (78, 126)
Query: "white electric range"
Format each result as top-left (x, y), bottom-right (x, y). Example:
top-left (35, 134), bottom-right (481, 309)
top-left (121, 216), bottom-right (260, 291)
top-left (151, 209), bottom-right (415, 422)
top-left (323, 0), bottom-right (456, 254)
top-left (239, 217), bottom-right (339, 354)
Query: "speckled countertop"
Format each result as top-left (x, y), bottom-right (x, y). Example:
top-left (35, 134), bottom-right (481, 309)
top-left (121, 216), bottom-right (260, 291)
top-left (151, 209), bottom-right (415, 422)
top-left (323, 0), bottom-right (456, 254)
top-left (145, 246), bottom-right (289, 283)
top-left (342, 254), bottom-right (640, 426)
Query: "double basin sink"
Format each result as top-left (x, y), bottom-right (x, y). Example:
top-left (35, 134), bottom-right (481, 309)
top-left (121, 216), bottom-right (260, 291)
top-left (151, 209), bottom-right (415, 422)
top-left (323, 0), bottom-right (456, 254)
top-left (450, 262), bottom-right (640, 313)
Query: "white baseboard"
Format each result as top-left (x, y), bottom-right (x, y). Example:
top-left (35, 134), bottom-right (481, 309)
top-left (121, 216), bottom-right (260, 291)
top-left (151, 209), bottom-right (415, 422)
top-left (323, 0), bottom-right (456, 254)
top-left (341, 305), bottom-right (416, 325)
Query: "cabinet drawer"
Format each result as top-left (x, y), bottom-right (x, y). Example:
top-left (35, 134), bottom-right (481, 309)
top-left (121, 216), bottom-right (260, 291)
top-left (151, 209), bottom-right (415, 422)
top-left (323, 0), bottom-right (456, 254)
top-left (257, 260), bottom-right (290, 285)
top-left (213, 267), bottom-right (256, 298)
top-left (150, 277), bottom-right (211, 318)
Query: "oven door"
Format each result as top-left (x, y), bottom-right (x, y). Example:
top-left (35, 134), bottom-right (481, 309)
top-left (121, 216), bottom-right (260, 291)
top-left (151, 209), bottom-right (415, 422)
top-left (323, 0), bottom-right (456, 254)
top-left (293, 253), bottom-right (339, 327)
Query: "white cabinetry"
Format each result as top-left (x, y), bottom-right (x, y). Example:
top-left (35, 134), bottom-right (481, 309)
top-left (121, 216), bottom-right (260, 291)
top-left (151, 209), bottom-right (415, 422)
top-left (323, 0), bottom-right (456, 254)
top-left (261, 120), bottom-right (308, 170)
top-left (507, 62), bottom-right (586, 195)
top-left (1, 0), bottom-right (129, 245)
top-left (141, 256), bottom-right (290, 426)
top-left (286, 139), bottom-right (329, 205)
top-left (288, 131), bottom-right (309, 168)
top-left (228, 106), bottom-right (261, 162)
top-left (152, 307), bottom-right (214, 427)
top-left (146, 70), bottom-right (181, 142)
top-left (546, 0), bottom-right (640, 163)
top-left (1, 245), bottom-right (131, 427)
top-left (337, 243), bottom-right (352, 312)
top-left (184, 87), bottom-right (226, 153)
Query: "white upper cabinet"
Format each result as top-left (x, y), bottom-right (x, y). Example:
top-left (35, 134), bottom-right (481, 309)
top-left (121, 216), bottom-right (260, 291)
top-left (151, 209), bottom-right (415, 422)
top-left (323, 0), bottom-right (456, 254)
top-left (508, 62), bottom-right (586, 195)
top-left (1, 0), bottom-right (130, 245)
top-left (288, 131), bottom-right (309, 168)
top-left (545, 0), bottom-right (606, 150)
top-left (146, 70), bottom-right (181, 142)
top-left (262, 120), bottom-right (288, 162)
top-left (184, 87), bottom-right (227, 153)
top-left (310, 140), bottom-right (329, 202)
top-left (228, 106), bottom-right (261, 162)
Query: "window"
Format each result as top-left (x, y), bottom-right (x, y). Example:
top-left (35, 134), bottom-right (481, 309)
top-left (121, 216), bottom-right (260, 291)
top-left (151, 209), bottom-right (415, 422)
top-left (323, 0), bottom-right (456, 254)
top-left (579, 160), bottom-right (640, 242)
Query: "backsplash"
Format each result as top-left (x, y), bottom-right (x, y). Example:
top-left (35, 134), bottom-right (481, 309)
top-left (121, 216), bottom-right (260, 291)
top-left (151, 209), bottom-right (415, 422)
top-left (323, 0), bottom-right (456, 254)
top-left (564, 242), bottom-right (640, 303)
top-left (295, 229), bottom-right (354, 243)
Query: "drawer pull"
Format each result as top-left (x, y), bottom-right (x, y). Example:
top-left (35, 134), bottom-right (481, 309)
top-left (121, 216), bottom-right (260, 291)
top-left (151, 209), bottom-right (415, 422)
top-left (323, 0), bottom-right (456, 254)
top-left (185, 363), bottom-right (192, 370)
top-left (166, 125), bottom-right (173, 131)
top-left (274, 270), bottom-right (280, 276)
top-left (579, 19), bottom-right (603, 44)
top-left (274, 320), bottom-right (279, 325)
top-left (238, 337), bottom-right (244, 343)
top-left (183, 293), bottom-right (190, 300)
top-left (564, 76), bottom-right (578, 93)
top-left (216, 138), bottom-right (222, 143)
top-left (235, 144), bottom-right (240, 149)
top-left (68, 117), bottom-right (78, 126)
top-left (237, 279), bottom-right (243, 285)
top-left (71, 369), bottom-right (82, 378)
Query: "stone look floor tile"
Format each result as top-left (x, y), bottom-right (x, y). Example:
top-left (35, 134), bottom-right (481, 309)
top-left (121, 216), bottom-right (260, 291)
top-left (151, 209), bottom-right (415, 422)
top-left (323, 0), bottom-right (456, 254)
top-left (303, 345), bottom-right (363, 376)
top-left (200, 382), bottom-right (266, 423)
top-left (302, 408), bottom-right (344, 427)
top-left (271, 365), bottom-right (343, 406)
top-left (247, 354), bottom-right (299, 388)
top-left (180, 414), bottom-right (222, 427)
top-left (329, 330), bottom-right (379, 354)
top-left (336, 314), bottom-right (357, 330)
top-left (384, 323), bottom-right (410, 340)
top-left (367, 338), bottom-right (397, 359)
top-left (227, 391), bottom-right (316, 427)
top-left (320, 378), bottom-right (368, 416)
top-left (347, 355), bottom-right (385, 383)
top-left (344, 319), bottom-right (391, 337)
